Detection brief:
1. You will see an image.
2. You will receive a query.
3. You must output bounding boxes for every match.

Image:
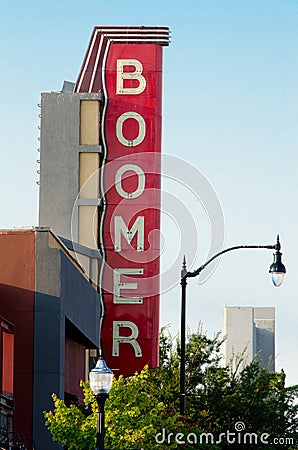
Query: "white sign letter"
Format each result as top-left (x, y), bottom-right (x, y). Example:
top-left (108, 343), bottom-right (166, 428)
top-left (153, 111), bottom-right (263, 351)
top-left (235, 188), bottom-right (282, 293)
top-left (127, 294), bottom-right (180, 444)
top-left (116, 59), bottom-right (146, 95)
top-left (112, 321), bottom-right (142, 357)
top-left (113, 268), bottom-right (144, 304)
top-left (115, 164), bottom-right (145, 199)
top-left (116, 112), bottom-right (146, 147)
top-left (114, 216), bottom-right (144, 252)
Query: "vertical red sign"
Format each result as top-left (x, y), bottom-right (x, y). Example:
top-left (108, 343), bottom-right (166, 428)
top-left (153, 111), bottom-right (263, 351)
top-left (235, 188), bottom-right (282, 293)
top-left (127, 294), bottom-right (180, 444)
top-left (76, 27), bottom-right (170, 375)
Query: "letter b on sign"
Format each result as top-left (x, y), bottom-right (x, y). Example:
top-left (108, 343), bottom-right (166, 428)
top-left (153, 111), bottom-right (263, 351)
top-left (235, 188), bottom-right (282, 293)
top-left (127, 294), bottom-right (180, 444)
top-left (116, 59), bottom-right (146, 95)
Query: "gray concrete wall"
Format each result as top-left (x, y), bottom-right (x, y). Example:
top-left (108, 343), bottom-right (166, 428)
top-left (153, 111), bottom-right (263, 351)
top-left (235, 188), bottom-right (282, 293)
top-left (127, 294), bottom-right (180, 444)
top-left (222, 306), bottom-right (254, 369)
top-left (39, 92), bottom-right (101, 241)
top-left (254, 307), bottom-right (275, 370)
top-left (33, 229), bottom-right (100, 450)
top-left (222, 306), bottom-right (275, 372)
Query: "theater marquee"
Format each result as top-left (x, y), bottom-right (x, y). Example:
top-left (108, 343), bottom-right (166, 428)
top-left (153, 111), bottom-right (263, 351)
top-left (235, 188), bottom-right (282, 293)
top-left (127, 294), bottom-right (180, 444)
top-left (76, 27), bottom-right (170, 375)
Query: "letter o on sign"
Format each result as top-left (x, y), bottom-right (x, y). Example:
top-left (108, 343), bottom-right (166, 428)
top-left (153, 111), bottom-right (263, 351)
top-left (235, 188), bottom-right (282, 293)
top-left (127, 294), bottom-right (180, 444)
top-left (116, 112), bottom-right (146, 147)
top-left (115, 164), bottom-right (145, 199)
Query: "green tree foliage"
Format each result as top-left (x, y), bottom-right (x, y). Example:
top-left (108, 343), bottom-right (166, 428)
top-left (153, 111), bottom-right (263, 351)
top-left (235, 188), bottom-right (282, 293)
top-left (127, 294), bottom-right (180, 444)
top-left (104, 365), bottom-right (182, 449)
top-left (44, 382), bottom-right (97, 450)
top-left (44, 326), bottom-right (298, 450)
top-left (44, 367), bottom-right (185, 449)
top-left (159, 325), bottom-right (298, 449)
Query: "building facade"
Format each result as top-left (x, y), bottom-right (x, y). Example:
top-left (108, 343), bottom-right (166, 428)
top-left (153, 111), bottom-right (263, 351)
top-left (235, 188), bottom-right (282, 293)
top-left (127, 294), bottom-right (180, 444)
top-left (0, 316), bottom-right (14, 437)
top-left (38, 26), bottom-right (170, 376)
top-left (222, 306), bottom-right (275, 371)
top-left (0, 228), bottom-right (100, 449)
top-left (0, 26), bottom-right (170, 449)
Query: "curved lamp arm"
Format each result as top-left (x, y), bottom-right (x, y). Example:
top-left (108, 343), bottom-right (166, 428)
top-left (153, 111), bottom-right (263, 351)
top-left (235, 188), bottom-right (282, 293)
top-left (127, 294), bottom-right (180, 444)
top-left (179, 234), bottom-right (286, 416)
top-left (181, 235), bottom-right (286, 286)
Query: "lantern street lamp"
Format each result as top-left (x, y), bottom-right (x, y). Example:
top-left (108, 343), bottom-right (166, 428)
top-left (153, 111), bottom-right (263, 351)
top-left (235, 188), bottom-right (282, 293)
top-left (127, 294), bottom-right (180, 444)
top-left (179, 235), bottom-right (286, 416)
top-left (89, 356), bottom-right (113, 450)
top-left (269, 237), bottom-right (286, 287)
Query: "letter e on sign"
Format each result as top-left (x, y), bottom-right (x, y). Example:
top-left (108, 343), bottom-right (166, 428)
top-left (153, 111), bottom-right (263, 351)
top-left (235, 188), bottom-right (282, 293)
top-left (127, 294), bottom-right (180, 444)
top-left (113, 268), bottom-right (144, 304)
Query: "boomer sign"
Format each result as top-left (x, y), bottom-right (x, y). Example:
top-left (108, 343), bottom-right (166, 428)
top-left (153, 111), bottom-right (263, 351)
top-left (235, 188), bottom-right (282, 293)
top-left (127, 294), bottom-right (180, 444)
top-left (76, 27), bottom-right (170, 375)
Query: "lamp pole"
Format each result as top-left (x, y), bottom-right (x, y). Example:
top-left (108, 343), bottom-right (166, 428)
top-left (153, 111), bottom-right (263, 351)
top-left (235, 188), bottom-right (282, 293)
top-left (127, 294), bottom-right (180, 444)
top-left (89, 357), bottom-right (113, 450)
top-left (95, 393), bottom-right (108, 450)
top-left (180, 256), bottom-right (188, 418)
top-left (179, 235), bottom-right (286, 416)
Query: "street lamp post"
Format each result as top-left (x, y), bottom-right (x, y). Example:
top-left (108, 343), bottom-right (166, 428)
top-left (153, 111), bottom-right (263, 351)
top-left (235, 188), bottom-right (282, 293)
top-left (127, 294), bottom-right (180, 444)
top-left (179, 235), bottom-right (286, 416)
top-left (89, 357), bottom-right (114, 450)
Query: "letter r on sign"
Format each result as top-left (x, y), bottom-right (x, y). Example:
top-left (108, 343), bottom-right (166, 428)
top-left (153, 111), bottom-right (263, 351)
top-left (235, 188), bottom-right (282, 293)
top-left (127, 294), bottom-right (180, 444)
top-left (112, 321), bottom-right (142, 357)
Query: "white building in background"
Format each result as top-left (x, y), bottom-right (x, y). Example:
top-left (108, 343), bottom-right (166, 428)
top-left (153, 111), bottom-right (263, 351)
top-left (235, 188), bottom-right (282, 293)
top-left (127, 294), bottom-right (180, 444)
top-left (222, 306), bottom-right (275, 371)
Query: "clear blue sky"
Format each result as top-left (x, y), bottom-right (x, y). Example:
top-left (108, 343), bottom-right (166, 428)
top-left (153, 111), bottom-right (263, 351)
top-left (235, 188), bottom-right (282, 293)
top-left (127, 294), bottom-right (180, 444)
top-left (0, 1), bottom-right (297, 385)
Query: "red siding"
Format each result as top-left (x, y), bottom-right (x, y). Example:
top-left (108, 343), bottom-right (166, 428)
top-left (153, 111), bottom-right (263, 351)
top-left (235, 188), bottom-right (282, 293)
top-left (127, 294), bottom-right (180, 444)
top-left (2, 330), bottom-right (14, 393)
top-left (64, 337), bottom-right (85, 401)
top-left (0, 230), bottom-right (35, 440)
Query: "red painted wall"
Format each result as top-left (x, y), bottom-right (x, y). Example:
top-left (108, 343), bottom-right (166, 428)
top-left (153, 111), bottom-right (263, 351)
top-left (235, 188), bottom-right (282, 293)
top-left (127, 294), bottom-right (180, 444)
top-left (2, 330), bottom-right (14, 394)
top-left (0, 230), bottom-right (35, 439)
top-left (64, 337), bottom-right (85, 401)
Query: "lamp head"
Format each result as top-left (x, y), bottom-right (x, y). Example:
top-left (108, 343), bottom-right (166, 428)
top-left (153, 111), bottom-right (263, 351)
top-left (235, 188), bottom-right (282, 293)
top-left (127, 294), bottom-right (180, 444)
top-left (89, 357), bottom-right (113, 396)
top-left (269, 235), bottom-right (286, 287)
